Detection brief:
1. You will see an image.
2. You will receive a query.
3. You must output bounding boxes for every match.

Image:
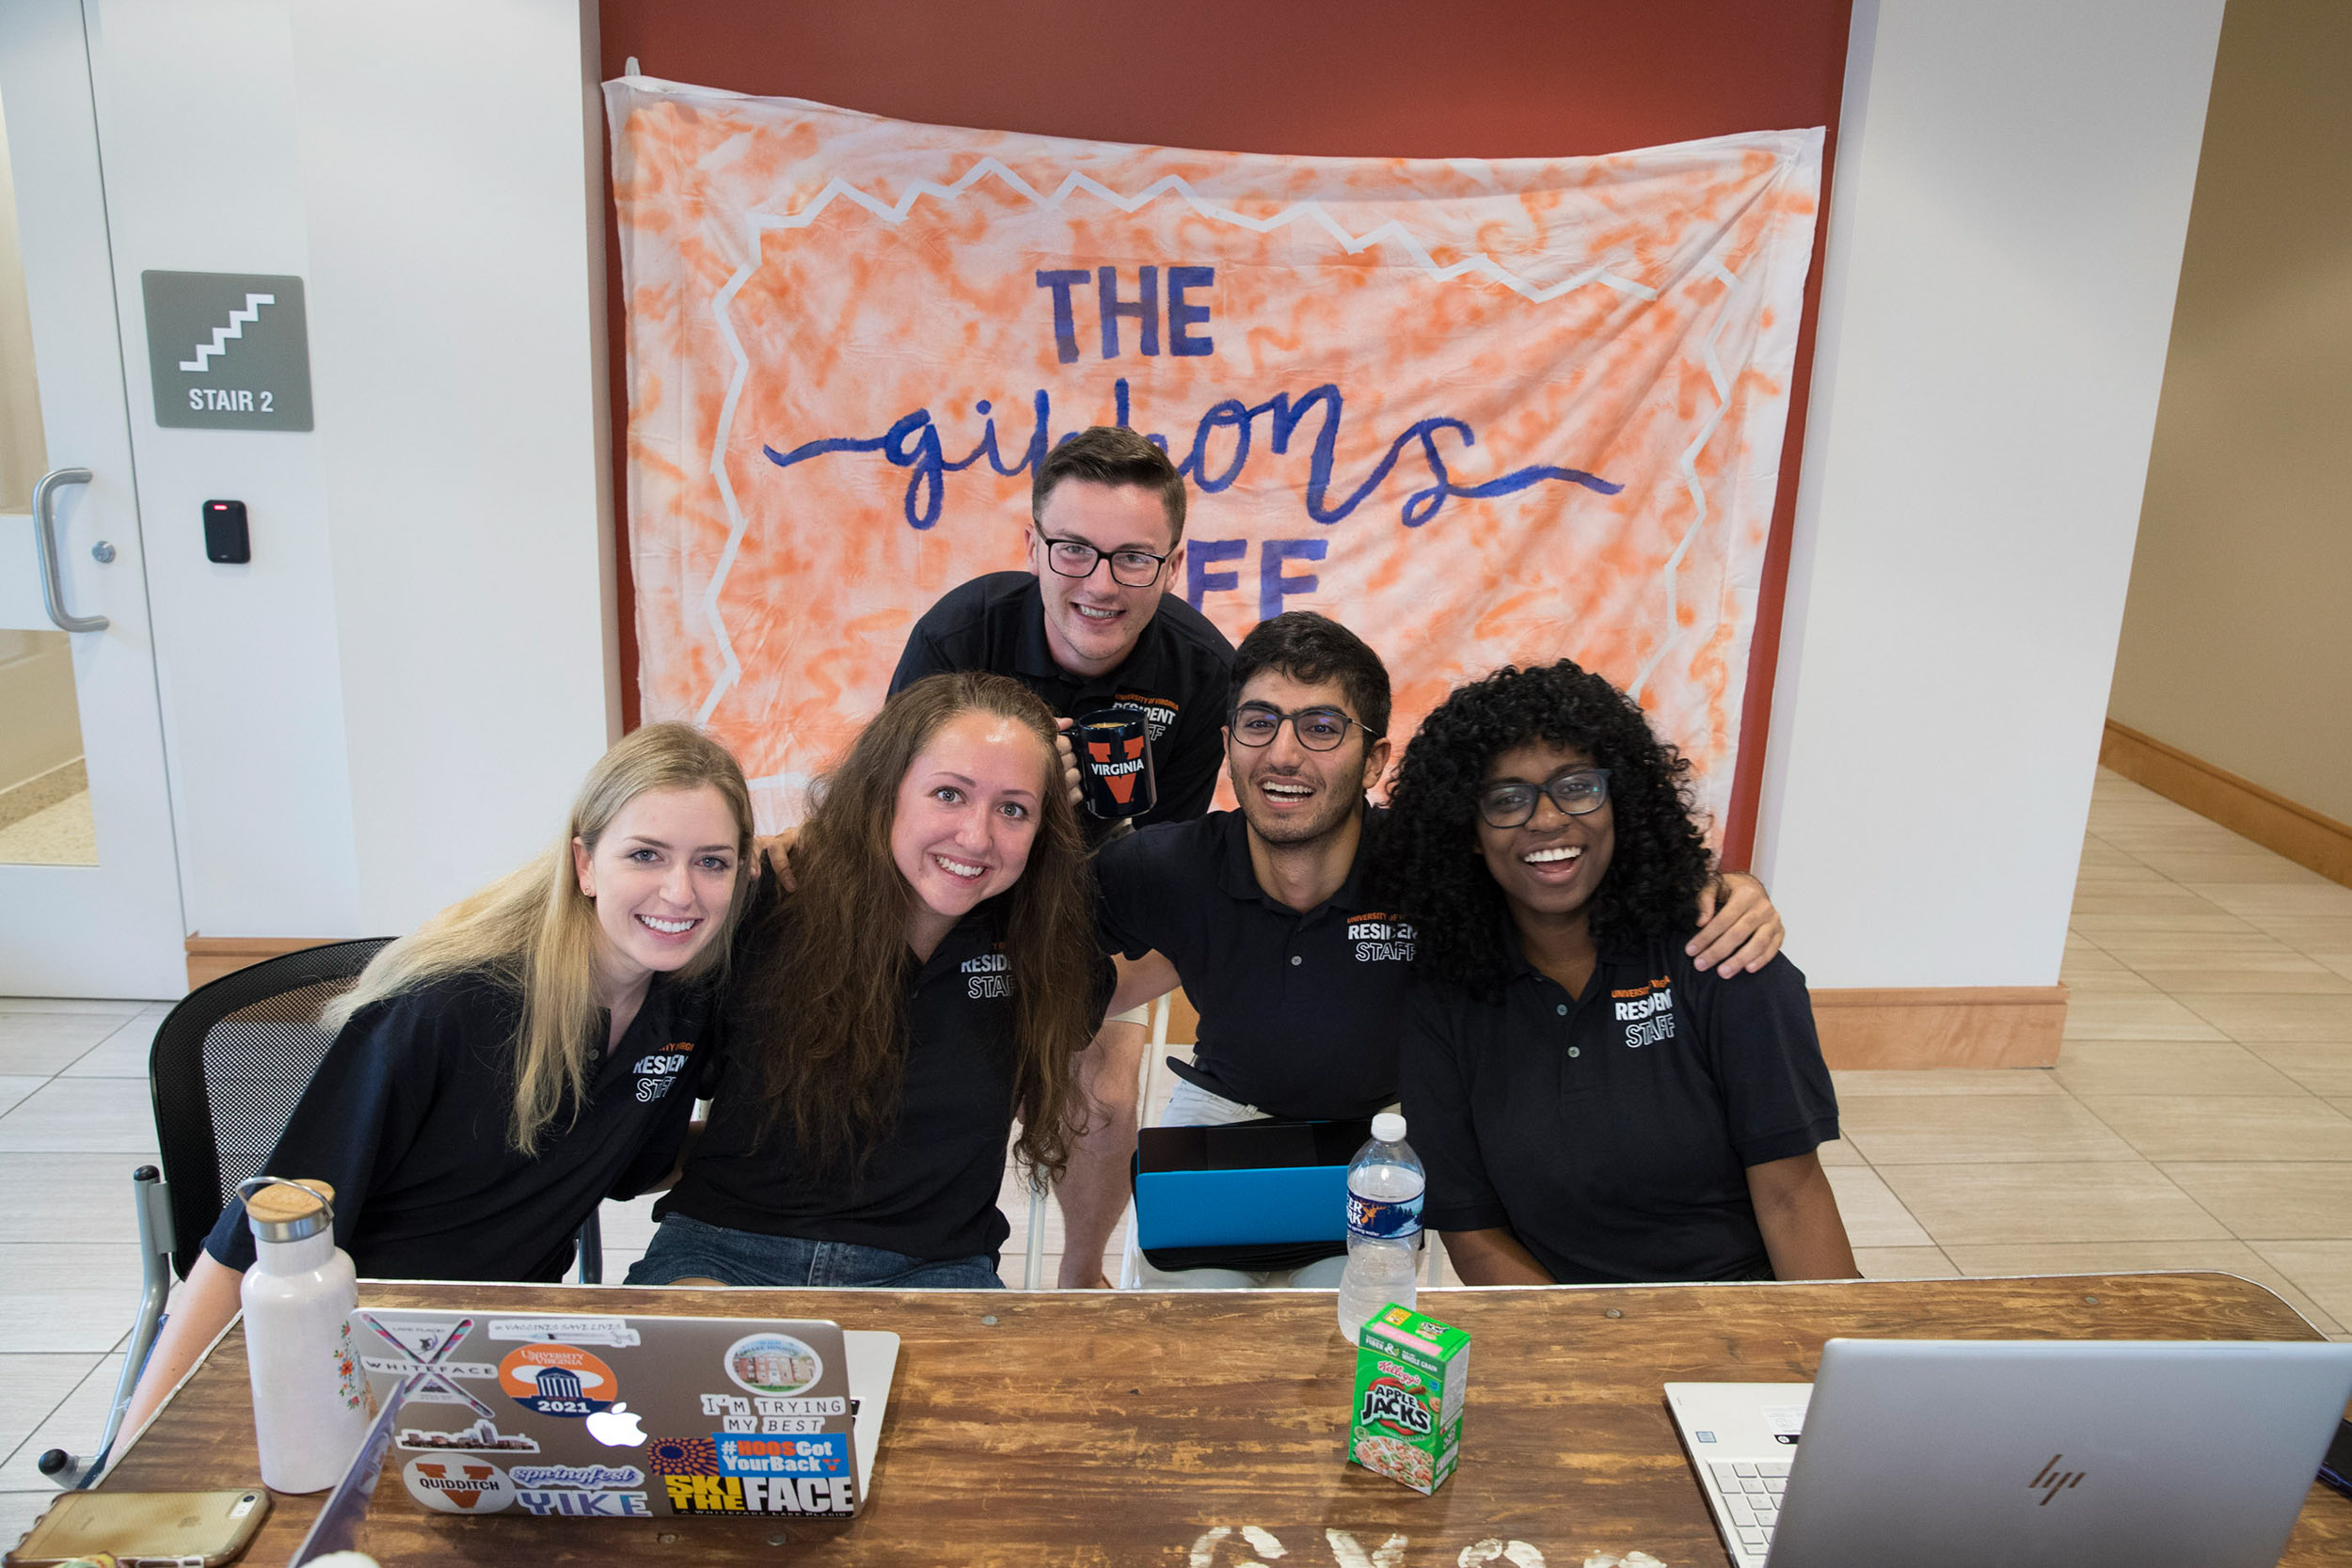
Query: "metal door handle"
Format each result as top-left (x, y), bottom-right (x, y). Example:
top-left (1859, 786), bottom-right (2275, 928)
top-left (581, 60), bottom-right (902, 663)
top-left (31, 466), bottom-right (105, 632)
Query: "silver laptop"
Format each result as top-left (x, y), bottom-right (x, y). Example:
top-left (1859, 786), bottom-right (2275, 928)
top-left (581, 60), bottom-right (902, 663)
top-left (1666, 1338), bottom-right (2352, 1568)
top-left (351, 1309), bottom-right (898, 1523)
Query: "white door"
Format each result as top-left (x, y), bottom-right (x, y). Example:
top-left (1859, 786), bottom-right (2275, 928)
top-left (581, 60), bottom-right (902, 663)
top-left (0, 0), bottom-right (186, 997)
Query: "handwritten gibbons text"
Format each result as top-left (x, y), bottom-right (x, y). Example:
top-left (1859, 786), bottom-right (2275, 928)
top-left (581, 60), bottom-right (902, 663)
top-left (762, 379), bottom-right (1620, 535)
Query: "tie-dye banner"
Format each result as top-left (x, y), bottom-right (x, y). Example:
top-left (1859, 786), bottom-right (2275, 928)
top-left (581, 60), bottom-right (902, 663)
top-left (607, 76), bottom-right (1821, 832)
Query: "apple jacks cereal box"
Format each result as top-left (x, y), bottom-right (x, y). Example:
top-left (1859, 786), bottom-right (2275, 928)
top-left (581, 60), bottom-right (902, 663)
top-left (1347, 1304), bottom-right (1469, 1495)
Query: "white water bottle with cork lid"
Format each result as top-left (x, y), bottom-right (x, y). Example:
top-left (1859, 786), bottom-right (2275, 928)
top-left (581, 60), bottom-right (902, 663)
top-left (1337, 1112), bottom-right (1425, 1345)
top-left (239, 1177), bottom-right (371, 1492)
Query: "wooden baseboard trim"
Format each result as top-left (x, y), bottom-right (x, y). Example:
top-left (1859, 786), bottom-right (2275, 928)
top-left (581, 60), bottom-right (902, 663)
top-left (1159, 985), bottom-right (2063, 1071)
top-left (184, 936), bottom-right (344, 992)
top-left (1810, 984), bottom-right (2069, 1069)
top-left (2101, 720), bottom-right (2352, 889)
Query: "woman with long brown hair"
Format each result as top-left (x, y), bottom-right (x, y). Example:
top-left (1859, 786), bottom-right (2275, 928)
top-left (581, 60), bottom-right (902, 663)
top-left (630, 672), bottom-right (1104, 1289)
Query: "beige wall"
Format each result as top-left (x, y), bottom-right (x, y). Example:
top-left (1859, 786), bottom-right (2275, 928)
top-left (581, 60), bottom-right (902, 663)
top-left (2107, 0), bottom-right (2352, 824)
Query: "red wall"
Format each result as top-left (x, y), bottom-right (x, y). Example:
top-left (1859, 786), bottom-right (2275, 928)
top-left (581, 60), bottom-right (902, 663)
top-left (597, 0), bottom-right (1854, 866)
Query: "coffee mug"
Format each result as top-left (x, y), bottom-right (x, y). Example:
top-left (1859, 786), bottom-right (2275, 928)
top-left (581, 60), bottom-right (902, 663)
top-left (1075, 711), bottom-right (1156, 820)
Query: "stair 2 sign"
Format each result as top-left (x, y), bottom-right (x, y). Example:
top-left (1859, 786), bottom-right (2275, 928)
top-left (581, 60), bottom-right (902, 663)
top-left (139, 271), bottom-right (313, 431)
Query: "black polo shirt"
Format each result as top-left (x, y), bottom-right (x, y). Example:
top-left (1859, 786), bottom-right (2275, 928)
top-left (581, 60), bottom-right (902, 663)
top-left (1403, 932), bottom-right (1837, 1285)
top-left (888, 571), bottom-right (1232, 828)
top-left (1096, 808), bottom-right (1408, 1119)
top-left (203, 970), bottom-right (715, 1281)
top-left (660, 896), bottom-right (1106, 1263)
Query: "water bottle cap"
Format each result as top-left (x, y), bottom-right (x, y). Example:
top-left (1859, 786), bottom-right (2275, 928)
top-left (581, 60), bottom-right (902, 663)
top-left (1371, 1112), bottom-right (1406, 1144)
top-left (240, 1176), bottom-right (336, 1243)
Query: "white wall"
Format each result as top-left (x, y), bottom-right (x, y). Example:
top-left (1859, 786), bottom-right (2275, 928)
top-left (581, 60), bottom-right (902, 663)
top-left (75, 0), bottom-right (2222, 976)
top-left (289, 0), bottom-right (618, 935)
top-left (80, 0), bottom-right (616, 942)
top-left (1753, 0), bottom-right (2228, 988)
top-left (87, 0), bottom-right (361, 939)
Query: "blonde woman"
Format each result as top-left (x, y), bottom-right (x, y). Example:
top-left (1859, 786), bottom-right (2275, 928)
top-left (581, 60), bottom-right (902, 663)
top-left (121, 722), bottom-right (755, 1431)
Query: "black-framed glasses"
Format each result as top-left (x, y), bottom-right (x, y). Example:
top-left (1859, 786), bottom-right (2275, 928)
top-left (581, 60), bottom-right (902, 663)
top-left (1034, 530), bottom-right (1172, 589)
top-left (1478, 768), bottom-right (1611, 828)
top-left (1228, 703), bottom-right (1380, 752)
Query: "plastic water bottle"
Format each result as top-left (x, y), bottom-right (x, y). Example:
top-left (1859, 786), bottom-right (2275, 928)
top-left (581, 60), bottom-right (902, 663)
top-left (1337, 1112), bottom-right (1424, 1344)
top-left (239, 1177), bottom-right (371, 1493)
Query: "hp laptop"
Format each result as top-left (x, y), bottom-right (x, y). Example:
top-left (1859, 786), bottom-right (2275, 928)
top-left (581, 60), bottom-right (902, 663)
top-left (349, 1309), bottom-right (898, 1524)
top-left (1666, 1338), bottom-right (2352, 1568)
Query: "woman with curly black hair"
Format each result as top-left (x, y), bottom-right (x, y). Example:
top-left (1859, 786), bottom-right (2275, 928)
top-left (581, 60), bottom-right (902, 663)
top-left (1375, 659), bottom-right (1855, 1286)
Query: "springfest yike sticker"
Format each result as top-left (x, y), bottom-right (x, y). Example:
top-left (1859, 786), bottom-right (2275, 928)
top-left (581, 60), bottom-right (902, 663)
top-left (725, 1332), bottom-right (823, 1397)
top-left (500, 1343), bottom-right (618, 1417)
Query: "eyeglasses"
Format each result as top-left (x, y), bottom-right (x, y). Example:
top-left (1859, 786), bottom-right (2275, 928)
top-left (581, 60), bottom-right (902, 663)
top-left (1034, 530), bottom-right (1172, 589)
top-left (1477, 768), bottom-right (1612, 828)
top-left (1229, 704), bottom-right (1379, 752)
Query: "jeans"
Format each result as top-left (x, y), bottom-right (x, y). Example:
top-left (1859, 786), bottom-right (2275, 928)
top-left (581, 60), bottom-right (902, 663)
top-left (627, 1212), bottom-right (1004, 1290)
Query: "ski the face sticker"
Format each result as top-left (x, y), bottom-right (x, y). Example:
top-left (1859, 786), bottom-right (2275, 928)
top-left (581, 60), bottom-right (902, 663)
top-left (498, 1343), bottom-right (618, 1418)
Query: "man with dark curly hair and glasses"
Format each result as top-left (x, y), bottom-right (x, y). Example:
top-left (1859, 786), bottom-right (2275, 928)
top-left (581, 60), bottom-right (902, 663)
top-left (1063, 615), bottom-right (1791, 1290)
top-left (1371, 659), bottom-right (1856, 1286)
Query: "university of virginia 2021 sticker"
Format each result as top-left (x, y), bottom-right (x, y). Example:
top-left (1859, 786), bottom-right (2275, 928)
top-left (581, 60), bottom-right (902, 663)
top-left (724, 1332), bottom-right (823, 1397)
top-left (498, 1343), bottom-right (618, 1417)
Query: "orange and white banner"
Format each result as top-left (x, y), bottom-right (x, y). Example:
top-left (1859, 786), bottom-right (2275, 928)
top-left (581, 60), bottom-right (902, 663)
top-left (607, 77), bottom-right (1821, 832)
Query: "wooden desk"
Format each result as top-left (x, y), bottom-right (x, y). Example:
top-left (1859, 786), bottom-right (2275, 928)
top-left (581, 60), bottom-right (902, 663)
top-left (103, 1272), bottom-right (2350, 1565)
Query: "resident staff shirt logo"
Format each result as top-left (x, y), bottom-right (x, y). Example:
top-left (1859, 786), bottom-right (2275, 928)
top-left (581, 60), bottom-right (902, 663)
top-left (961, 946), bottom-right (1009, 1000)
top-left (1112, 693), bottom-right (1178, 741)
top-left (633, 1039), bottom-right (696, 1103)
top-left (1347, 914), bottom-right (1416, 964)
top-left (1612, 978), bottom-right (1677, 1050)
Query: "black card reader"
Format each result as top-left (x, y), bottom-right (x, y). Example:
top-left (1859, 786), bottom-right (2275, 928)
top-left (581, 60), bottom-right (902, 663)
top-left (203, 499), bottom-right (250, 563)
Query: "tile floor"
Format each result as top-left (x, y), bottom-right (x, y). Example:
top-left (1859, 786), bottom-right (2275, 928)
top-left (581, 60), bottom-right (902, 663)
top-left (0, 791), bottom-right (100, 865)
top-left (3, 766), bottom-right (2348, 1537)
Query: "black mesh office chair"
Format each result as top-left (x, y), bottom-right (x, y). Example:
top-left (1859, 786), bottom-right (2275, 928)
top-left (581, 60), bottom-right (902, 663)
top-left (40, 940), bottom-right (607, 1487)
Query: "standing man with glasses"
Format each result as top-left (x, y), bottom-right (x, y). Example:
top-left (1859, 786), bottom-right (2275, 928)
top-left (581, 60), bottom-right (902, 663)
top-left (1066, 611), bottom-right (1788, 1290)
top-left (889, 425), bottom-right (1234, 1285)
top-left (890, 424), bottom-right (1232, 828)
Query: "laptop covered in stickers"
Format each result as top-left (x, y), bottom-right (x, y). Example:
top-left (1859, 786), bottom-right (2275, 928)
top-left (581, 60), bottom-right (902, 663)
top-left (348, 1308), bottom-right (898, 1522)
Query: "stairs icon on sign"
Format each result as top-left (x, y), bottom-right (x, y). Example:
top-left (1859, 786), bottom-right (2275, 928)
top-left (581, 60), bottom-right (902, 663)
top-left (178, 293), bottom-right (277, 372)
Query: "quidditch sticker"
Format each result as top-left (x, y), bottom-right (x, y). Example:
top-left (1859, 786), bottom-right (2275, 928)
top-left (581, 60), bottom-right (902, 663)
top-left (404, 1458), bottom-right (516, 1514)
top-left (499, 1343), bottom-right (618, 1418)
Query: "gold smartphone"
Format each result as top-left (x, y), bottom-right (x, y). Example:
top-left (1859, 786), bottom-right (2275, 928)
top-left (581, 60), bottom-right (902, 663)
top-left (6, 1489), bottom-right (270, 1568)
